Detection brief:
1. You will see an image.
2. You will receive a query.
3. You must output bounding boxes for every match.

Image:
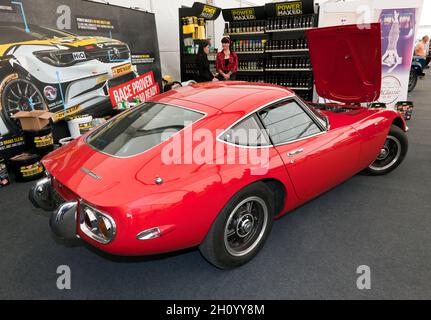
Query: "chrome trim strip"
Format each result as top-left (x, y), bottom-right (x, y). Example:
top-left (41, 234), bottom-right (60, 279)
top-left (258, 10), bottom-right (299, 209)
top-left (216, 94), bottom-right (328, 149)
top-left (273, 131), bottom-right (326, 147)
top-left (79, 201), bottom-right (117, 245)
top-left (216, 96), bottom-right (289, 149)
top-left (80, 167), bottom-right (102, 181)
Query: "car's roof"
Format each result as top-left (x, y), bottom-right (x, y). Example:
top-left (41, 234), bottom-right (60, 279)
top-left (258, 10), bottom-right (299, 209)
top-left (152, 81), bottom-right (295, 115)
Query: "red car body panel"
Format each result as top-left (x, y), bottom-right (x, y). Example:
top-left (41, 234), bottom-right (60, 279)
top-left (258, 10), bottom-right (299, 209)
top-left (41, 24), bottom-right (407, 256)
top-left (306, 23), bottom-right (382, 103)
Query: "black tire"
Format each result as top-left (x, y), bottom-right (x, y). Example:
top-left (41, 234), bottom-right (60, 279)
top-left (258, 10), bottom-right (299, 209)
top-left (0, 73), bottom-right (47, 134)
top-left (199, 182), bottom-right (275, 269)
top-left (366, 125), bottom-right (408, 175)
top-left (408, 69), bottom-right (418, 92)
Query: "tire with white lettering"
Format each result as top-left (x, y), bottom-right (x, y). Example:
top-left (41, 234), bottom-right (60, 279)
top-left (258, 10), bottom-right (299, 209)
top-left (0, 73), bottom-right (47, 134)
top-left (199, 182), bottom-right (275, 269)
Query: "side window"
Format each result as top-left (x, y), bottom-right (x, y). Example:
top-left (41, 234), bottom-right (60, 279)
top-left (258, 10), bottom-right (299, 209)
top-left (258, 100), bottom-right (322, 145)
top-left (221, 115), bottom-right (270, 147)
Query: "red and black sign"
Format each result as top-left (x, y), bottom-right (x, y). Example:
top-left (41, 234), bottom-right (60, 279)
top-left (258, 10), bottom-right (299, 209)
top-left (109, 71), bottom-right (160, 107)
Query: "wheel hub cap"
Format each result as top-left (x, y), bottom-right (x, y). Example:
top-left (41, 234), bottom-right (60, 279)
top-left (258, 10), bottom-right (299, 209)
top-left (377, 146), bottom-right (389, 160)
top-left (236, 214), bottom-right (254, 238)
top-left (224, 197), bottom-right (269, 257)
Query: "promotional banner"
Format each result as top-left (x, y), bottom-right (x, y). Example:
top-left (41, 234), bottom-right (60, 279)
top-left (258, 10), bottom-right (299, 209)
top-left (378, 8), bottom-right (417, 106)
top-left (109, 71), bottom-right (160, 107)
top-left (317, 0), bottom-right (423, 108)
top-left (0, 0), bottom-right (162, 137)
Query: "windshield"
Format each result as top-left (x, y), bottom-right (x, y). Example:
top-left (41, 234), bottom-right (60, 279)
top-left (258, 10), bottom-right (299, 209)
top-left (86, 103), bottom-right (205, 158)
top-left (0, 24), bottom-right (76, 45)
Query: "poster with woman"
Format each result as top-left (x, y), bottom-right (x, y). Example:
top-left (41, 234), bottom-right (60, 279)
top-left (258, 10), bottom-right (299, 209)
top-left (379, 8), bottom-right (417, 106)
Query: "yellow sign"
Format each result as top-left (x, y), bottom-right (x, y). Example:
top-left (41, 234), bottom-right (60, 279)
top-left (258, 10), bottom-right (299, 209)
top-left (34, 134), bottom-right (54, 148)
top-left (231, 8), bottom-right (256, 21)
top-left (202, 5), bottom-right (217, 19)
top-left (21, 162), bottom-right (44, 177)
top-left (53, 105), bottom-right (81, 122)
top-left (112, 63), bottom-right (132, 78)
top-left (276, 2), bottom-right (303, 16)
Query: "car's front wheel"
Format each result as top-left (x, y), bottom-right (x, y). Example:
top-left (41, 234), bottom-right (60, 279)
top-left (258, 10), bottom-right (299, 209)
top-left (199, 182), bottom-right (275, 269)
top-left (0, 73), bottom-right (47, 133)
top-left (367, 125), bottom-right (408, 175)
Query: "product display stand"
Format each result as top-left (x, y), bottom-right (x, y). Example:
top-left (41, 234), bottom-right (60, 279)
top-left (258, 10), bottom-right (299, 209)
top-left (222, 1), bottom-right (318, 101)
top-left (179, 3), bottom-right (222, 82)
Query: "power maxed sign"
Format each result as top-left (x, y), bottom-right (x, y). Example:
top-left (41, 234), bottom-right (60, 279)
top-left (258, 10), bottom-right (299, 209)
top-left (231, 8), bottom-right (256, 21)
top-left (276, 2), bottom-right (303, 16)
top-left (109, 71), bottom-right (160, 107)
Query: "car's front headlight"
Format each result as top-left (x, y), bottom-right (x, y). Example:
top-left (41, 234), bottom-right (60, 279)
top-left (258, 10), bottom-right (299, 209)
top-left (79, 201), bottom-right (116, 244)
top-left (34, 49), bottom-right (77, 67)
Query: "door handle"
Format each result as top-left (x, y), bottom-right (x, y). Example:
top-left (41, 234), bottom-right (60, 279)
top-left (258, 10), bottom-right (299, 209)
top-left (288, 148), bottom-right (304, 157)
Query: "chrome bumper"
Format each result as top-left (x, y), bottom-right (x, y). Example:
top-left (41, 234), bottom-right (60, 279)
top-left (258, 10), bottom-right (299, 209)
top-left (29, 177), bottom-right (78, 241)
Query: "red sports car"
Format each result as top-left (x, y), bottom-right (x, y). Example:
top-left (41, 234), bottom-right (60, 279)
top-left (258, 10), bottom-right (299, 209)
top-left (29, 23), bottom-right (408, 269)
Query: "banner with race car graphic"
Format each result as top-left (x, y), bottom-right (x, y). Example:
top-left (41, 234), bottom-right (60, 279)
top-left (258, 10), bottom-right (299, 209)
top-left (0, 0), bottom-right (161, 137)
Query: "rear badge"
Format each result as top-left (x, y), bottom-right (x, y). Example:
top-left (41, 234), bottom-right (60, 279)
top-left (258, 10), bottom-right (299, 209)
top-left (80, 168), bottom-right (102, 181)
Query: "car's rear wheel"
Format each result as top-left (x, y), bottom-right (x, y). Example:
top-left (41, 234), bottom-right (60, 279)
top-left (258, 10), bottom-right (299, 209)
top-left (367, 125), bottom-right (408, 175)
top-left (408, 69), bottom-right (418, 92)
top-left (199, 182), bottom-right (274, 269)
top-left (0, 73), bottom-right (47, 133)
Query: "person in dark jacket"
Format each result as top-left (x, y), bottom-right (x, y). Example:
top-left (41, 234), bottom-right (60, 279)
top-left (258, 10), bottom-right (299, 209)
top-left (196, 40), bottom-right (217, 83)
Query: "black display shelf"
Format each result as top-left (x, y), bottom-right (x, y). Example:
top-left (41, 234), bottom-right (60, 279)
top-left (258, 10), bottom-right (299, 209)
top-left (266, 68), bottom-right (312, 72)
top-left (179, 3), bottom-right (222, 82)
top-left (222, 0), bottom-right (318, 101)
top-left (227, 31), bottom-right (265, 36)
top-left (236, 51), bottom-right (265, 54)
top-left (265, 49), bottom-right (309, 53)
top-left (266, 27), bottom-right (314, 33)
top-left (237, 69), bottom-right (265, 73)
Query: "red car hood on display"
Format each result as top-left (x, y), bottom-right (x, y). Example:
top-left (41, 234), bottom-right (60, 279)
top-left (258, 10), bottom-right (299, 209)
top-left (306, 23), bottom-right (382, 104)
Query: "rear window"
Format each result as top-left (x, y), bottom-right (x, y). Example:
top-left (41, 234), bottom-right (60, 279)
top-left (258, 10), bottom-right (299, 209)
top-left (86, 103), bottom-right (205, 157)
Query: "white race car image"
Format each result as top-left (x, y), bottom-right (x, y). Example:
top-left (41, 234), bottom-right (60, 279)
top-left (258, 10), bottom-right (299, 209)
top-left (0, 22), bottom-right (135, 135)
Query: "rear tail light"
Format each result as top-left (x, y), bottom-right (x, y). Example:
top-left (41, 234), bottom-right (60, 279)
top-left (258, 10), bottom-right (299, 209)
top-left (80, 202), bottom-right (116, 244)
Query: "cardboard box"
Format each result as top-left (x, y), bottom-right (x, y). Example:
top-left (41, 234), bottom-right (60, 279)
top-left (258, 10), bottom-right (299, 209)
top-left (12, 111), bottom-right (54, 131)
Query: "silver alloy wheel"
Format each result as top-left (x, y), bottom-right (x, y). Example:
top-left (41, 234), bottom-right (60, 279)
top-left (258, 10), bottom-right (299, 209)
top-left (224, 196), bottom-right (268, 257)
top-left (3, 78), bottom-right (45, 116)
top-left (369, 136), bottom-right (402, 171)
